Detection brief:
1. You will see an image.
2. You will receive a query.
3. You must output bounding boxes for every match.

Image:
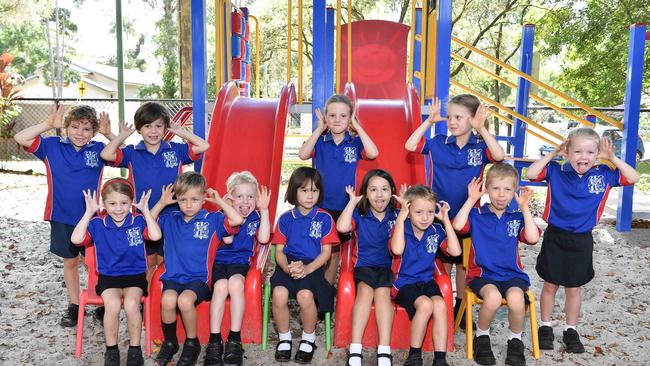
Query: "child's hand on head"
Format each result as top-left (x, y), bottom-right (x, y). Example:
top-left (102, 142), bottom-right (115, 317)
top-left (515, 187), bottom-right (533, 209)
top-left (555, 140), bottom-right (568, 159)
top-left (256, 185), bottom-right (271, 210)
top-left (598, 137), bottom-right (615, 161)
top-left (82, 189), bottom-right (101, 214)
top-left (345, 185), bottom-right (362, 205)
top-left (467, 177), bottom-right (484, 203)
top-left (98, 112), bottom-right (112, 136)
top-left (134, 189), bottom-right (152, 212)
top-left (393, 184), bottom-right (409, 207)
top-left (470, 104), bottom-right (488, 131)
top-left (160, 184), bottom-right (177, 206)
top-left (435, 200), bottom-right (451, 221)
top-left (396, 201), bottom-right (410, 221)
top-left (425, 98), bottom-right (443, 125)
top-left (205, 188), bottom-right (224, 206)
top-left (118, 120), bottom-right (136, 137)
top-left (314, 108), bottom-right (326, 132)
top-left (46, 105), bottom-right (66, 129)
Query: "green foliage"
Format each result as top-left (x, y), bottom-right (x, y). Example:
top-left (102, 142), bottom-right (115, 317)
top-left (636, 161), bottom-right (650, 193)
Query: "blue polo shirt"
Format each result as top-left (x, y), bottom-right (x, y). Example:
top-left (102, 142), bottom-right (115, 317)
top-left (350, 208), bottom-right (398, 268)
top-left (272, 207), bottom-right (339, 261)
top-left (83, 213), bottom-right (149, 276)
top-left (459, 204), bottom-right (540, 286)
top-left (159, 210), bottom-right (234, 284)
top-left (312, 132), bottom-right (365, 211)
top-left (419, 134), bottom-right (495, 218)
top-left (216, 210), bottom-right (260, 265)
top-left (530, 161), bottom-right (631, 233)
top-left (393, 219), bottom-right (448, 291)
top-left (113, 141), bottom-right (200, 213)
top-left (25, 135), bottom-right (105, 226)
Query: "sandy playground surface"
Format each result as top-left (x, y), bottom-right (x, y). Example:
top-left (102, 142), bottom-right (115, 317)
top-left (0, 170), bottom-right (649, 365)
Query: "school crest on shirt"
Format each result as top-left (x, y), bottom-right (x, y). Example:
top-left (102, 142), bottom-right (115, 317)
top-left (343, 147), bottom-right (358, 163)
top-left (588, 175), bottom-right (606, 194)
top-left (84, 151), bottom-right (99, 168)
top-left (309, 221), bottom-right (323, 239)
top-left (507, 220), bottom-right (521, 238)
top-left (193, 221), bottom-right (209, 239)
top-left (162, 151), bottom-right (179, 168)
top-left (247, 221), bottom-right (259, 236)
top-left (425, 234), bottom-right (439, 253)
top-left (126, 227), bottom-right (143, 247)
top-left (467, 149), bottom-right (483, 166)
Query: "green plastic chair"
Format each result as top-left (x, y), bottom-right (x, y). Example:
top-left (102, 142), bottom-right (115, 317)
top-left (261, 245), bottom-right (332, 351)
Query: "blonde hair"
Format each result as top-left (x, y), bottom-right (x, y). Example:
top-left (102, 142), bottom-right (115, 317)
top-left (174, 171), bottom-right (206, 196)
top-left (485, 163), bottom-right (519, 190)
top-left (226, 171), bottom-right (259, 194)
top-left (403, 184), bottom-right (438, 204)
top-left (567, 127), bottom-right (600, 150)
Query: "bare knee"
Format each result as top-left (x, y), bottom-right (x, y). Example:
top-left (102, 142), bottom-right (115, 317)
top-left (63, 257), bottom-right (79, 269)
top-left (415, 297), bottom-right (434, 316)
top-left (161, 292), bottom-right (178, 311)
top-left (272, 287), bottom-right (289, 306)
top-left (542, 282), bottom-right (560, 295)
top-left (177, 293), bottom-right (196, 311)
top-left (228, 277), bottom-right (245, 294)
top-left (214, 280), bottom-right (229, 295)
top-left (431, 296), bottom-right (446, 317)
top-left (123, 297), bottom-right (140, 315)
top-left (482, 290), bottom-right (503, 310)
top-left (296, 290), bottom-right (315, 307)
top-left (104, 297), bottom-right (122, 316)
top-left (565, 287), bottom-right (580, 298)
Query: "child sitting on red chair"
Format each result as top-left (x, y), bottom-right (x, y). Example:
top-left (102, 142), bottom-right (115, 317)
top-left (151, 172), bottom-right (243, 366)
top-left (70, 178), bottom-right (162, 366)
top-left (391, 185), bottom-right (460, 366)
top-left (452, 164), bottom-right (540, 366)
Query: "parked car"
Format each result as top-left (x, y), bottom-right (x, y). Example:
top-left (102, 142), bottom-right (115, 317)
top-left (538, 128), bottom-right (644, 161)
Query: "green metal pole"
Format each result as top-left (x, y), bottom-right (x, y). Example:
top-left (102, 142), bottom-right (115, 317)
top-left (115, 0), bottom-right (125, 122)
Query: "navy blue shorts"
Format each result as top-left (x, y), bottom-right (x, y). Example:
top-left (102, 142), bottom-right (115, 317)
top-left (354, 266), bottom-right (393, 289)
top-left (50, 221), bottom-right (85, 258)
top-left (211, 263), bottom-right (250, 285)
top-left (323, 209), bottom-right (349, 248)
top-left (145, 238), bottom-right (163, 256)
top-left (435, 231), bottom-right (470, 265)
top-left (162, 280), bottom-right (211, 305)
top-left (469, 277), bottom-right (530, 304)
top-left (96, 273), bottom-right (148, 297)
top-left (394, 280), bottom-right (442, 320)
top-left (270, 260), bottom-right (334, 313)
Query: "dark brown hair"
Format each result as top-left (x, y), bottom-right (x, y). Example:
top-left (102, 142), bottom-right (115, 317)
top-left (64, 105), bottom-right (99, 132)
top-left (134, 101), bottom-right (171, 130)
top-left (101, 178), bottom-right (134, 201)
top-left (285, 167), bottom-right (323, 206)
top-left (357, 169), bottom-right (397, 216)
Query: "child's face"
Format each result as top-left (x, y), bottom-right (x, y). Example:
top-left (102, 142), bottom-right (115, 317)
top-left (408, 197), bottom-right (436, 232)
top-left (230, 183), bottom-right (256, 218)
top-left (103, 191), bottom-right (132, 224)
top-left (66, 119), bottom-right (95, 148)
top-left (366, 175), bottom-right (392, 214)
top-left (324, 102), bottom-right (352, 135)
top-left (446, 103), bottom-right (473, 137)
top-left (177, 186), bottom-right (205, 219)
top-left (567, 136), bottom-right (599, 174)
top-left (296, 180), bottom-right (320, 212)
top-left (486, 176), bottom-right (517, 211)
top-left (138, 118), bottom-right (166, 146)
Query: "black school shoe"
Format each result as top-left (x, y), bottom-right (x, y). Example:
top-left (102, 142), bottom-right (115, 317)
top-left (347, 351), bottom-right (363, 365)
top-left (432, 360), bottom-right (449, 366)
top-left (223, 340), bottom-right (244, 365)
top-left (274, 340), bottom-right (292, 362)
top-left (563, 329), bottom-right (585, 353)
top-left (505, 338), bottom-right (526, 366)
top-left (177, 338), bottom-right (202, 366)
top-left (403, 353), bottom-right (423, 366)
top-left (104, 347), bottom-right (120, 366)
top-left (538, 325), bottom-right (554, 350)
top-left (126, 347), bottom-right (144, 366)
top-left (203, 341), bottom-right (224, 366)
top-left (155, 340), bottom-right (179, 366)
top-left (473, 335), bottom-right (496, 365)
top-left (294, 340), bottom-right (317, 364)
top-left (60, 304), bottom-right (80, 327)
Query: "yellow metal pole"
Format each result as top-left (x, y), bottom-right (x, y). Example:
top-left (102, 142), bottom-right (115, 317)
top-left (425, 8), bottom-right (437, 99)
top-left (298, 0), bottom-right (303, 103)
top-left (248, 15), bottom-right (261, 98)
top-left (287, 0), bottom-right (292, 83)
top-left (408, 0), bottom-right (415, 84)
top-left (419, 0), bottom-right (428, 106)
top-left (336, 0), bottom-right (341, 93)
top-left (215, 0), bottom-right (222, 88)
top-left (347, 0), bottom-right (352, 83)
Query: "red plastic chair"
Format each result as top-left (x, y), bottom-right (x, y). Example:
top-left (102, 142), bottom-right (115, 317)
top-left (75, 245), bottom-right (151, 358)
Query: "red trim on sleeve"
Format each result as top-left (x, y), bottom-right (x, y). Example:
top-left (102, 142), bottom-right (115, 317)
top-left (518, 227), bottom-right (541, 244)
top-left (24, 136), bottom-right (42, 153)
top-left (349, 217), bottom-right (357, 232)
top-left (321, 215), bottom-right (340, 245)
top-left (457, 219), bottom-right (470, 235)
top-left (143, 227), bottom-right (150, 241)
top-left (271, 221), bottom-right (286, 244)
top-left (530, 166), bottom-right (547, 182)
top-left (80, 232), bottom-right (93, 246)
top-left (188, 143), bottom-right (202, 161)
top-left (416, 138), bottom-right (426, 154)
top-left (112, 148), bottom-right (124, 167)
top-left (486, 148), bottom-right (494, 162)
top-left (439, 238), bottom-right (449, 255)
top-left (619, 173), bottom-right (633, 186)
top-left (224, 218), bottom-right (239, 235)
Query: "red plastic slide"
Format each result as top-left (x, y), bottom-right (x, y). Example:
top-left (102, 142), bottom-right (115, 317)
top-left (334, 82), bottom-right (454, 351)
top-left (149, 81), bottom-right (296, 345)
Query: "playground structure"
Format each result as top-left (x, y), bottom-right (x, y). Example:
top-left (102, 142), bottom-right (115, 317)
top-left (142, 0), bottom-right (646, 352)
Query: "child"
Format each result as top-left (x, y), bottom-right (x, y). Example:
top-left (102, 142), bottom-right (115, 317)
top-left (336, 169), bottom-right (399, 366)
top-left (405, 95), bottom-right (505, 328)
top-left (298, 94), bottom-right (379, 284)
top-left (70, 179), bottom-right (161, 366)
top-left (151, 172), bottom-right (243, 366)
top-left (203, 171), bottom-right (271, 366)
top-left (391, 185), bottom-right (461, 366)
top-left (13, 104), bottom-right (114, 327)
top-left (100, 101), bottom-right (211, 284)
top-left (452, 164), bottom-right (541, 366)
top-left (270, 167), bottom-right (338, 364)
top-left (526, 127), bottom-right (638, 353)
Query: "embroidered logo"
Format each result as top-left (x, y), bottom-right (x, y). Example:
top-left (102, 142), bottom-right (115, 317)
top-left (247, 221), bottom-right (259, 236)
top-left (426, 234), bottom-right (439, 253)
top-left (162, 151), bottom-right (179, 168)
top-left (343, 147), bottom-right (358, 163)
top-left (193, 221), bottom-right (209, 239)
top-left (588, 175), bottom-right (605, 194)
top-left (507, 220), bottom-right (521, 238)
top-left (84, 151), bottom-right (99, 168)
top-left (126, 227), bottom-right (143, 247)
top-left (309, 221), bottom-right (323, 239)
top-left (467, 149), bottom-right (483, 166)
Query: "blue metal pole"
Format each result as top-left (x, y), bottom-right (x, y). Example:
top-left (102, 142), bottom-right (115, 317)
top-left (434, 0), bottom-right (451, 136)
top-left (513, 24), bottom-right (535, 159)
top-left (616, 23), bottom-right (646, 232)
top-left (312, 1), bottom-right (326, 130)
top-left (191, 0), bottom-right (206, 171)
top-left (413, 8), bottom-right (423, 96)
top-left (325, 7), bottom-right (335, 101)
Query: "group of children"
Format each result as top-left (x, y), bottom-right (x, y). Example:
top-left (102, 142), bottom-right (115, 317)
top-left (13, 90), bottom-right (639, 366)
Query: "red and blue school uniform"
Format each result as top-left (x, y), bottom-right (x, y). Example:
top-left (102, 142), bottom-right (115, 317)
top-left (212, 210), bottom-right (261, 283)
top-left (350, 207), bottom-right (398, 289)
top-left (270, 207), bottom-right (339, 312)
top-left (158, 209), bottom-right (235, 303)
top-left (458, 204), bottom-right (540, 298)
top-left (80, 213), bottom-right (150, 295)
top-left (393, 219), bottom-right (449, 319)
top-left (530, 161), bottom-right (633, 287)
top-left (24, 136), bottom-right (106, 258)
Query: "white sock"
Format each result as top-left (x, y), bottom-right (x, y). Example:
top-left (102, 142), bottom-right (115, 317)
top-left (348, 343), bottom-right (362, 366)
top-left (564, 324), bottom-right (577, 331)
top-left (299, 331), bottom-right (316, 352)
top-left (476, 326), bottom-right (490, 337)
top-left (508, 329), bottom-right (523, 340)
top-left (377, 345), bottom-right (392, 366)
top-left (277, 331), bottom-right (292, 351)
top-left (541, 321), bottom-right (552, 327)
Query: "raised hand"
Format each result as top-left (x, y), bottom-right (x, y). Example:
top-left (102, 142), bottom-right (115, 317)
top-left (98, 112), bottom-right (112, 136)
top-left (345, 185), bottom-right (363, 205)
top-left (205, 188), bottom-right (224, 206)
top-left (82, 189), bottom-right (101, 214)
top-left (467, 177), bottom-right (485, 203)
top-left (256, 185), bottom-right (271, 210)
top-left (134, 189), bottom-right (152, 212)
top-left (424, 98), bottom-right (443, 125)
top-left (470, 104), bottom-right (488, 131)
top-left (46, 104), bottom-right (66, 129)
top-left (435, 200), bottom-right (451, 221)
top-left (159, 184), bottom-right (177, 206)
top-left (555, 140), bottom-right (569, 159)
top-left (514, 187), bottom-right (533, 209)
top-left (314, 108), bottom-right (326, 132)
top-left (118, 120), bottom-right (136, 137)
top-left (598, 137), bottom-right (616, 161)
top-left (393, 184), bottom-right (409, 207)
top-left (168, 117), bottom-right (184, 133)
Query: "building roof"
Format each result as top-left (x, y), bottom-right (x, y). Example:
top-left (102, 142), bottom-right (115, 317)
top-left (70, 60), bottom-right (161, 86)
